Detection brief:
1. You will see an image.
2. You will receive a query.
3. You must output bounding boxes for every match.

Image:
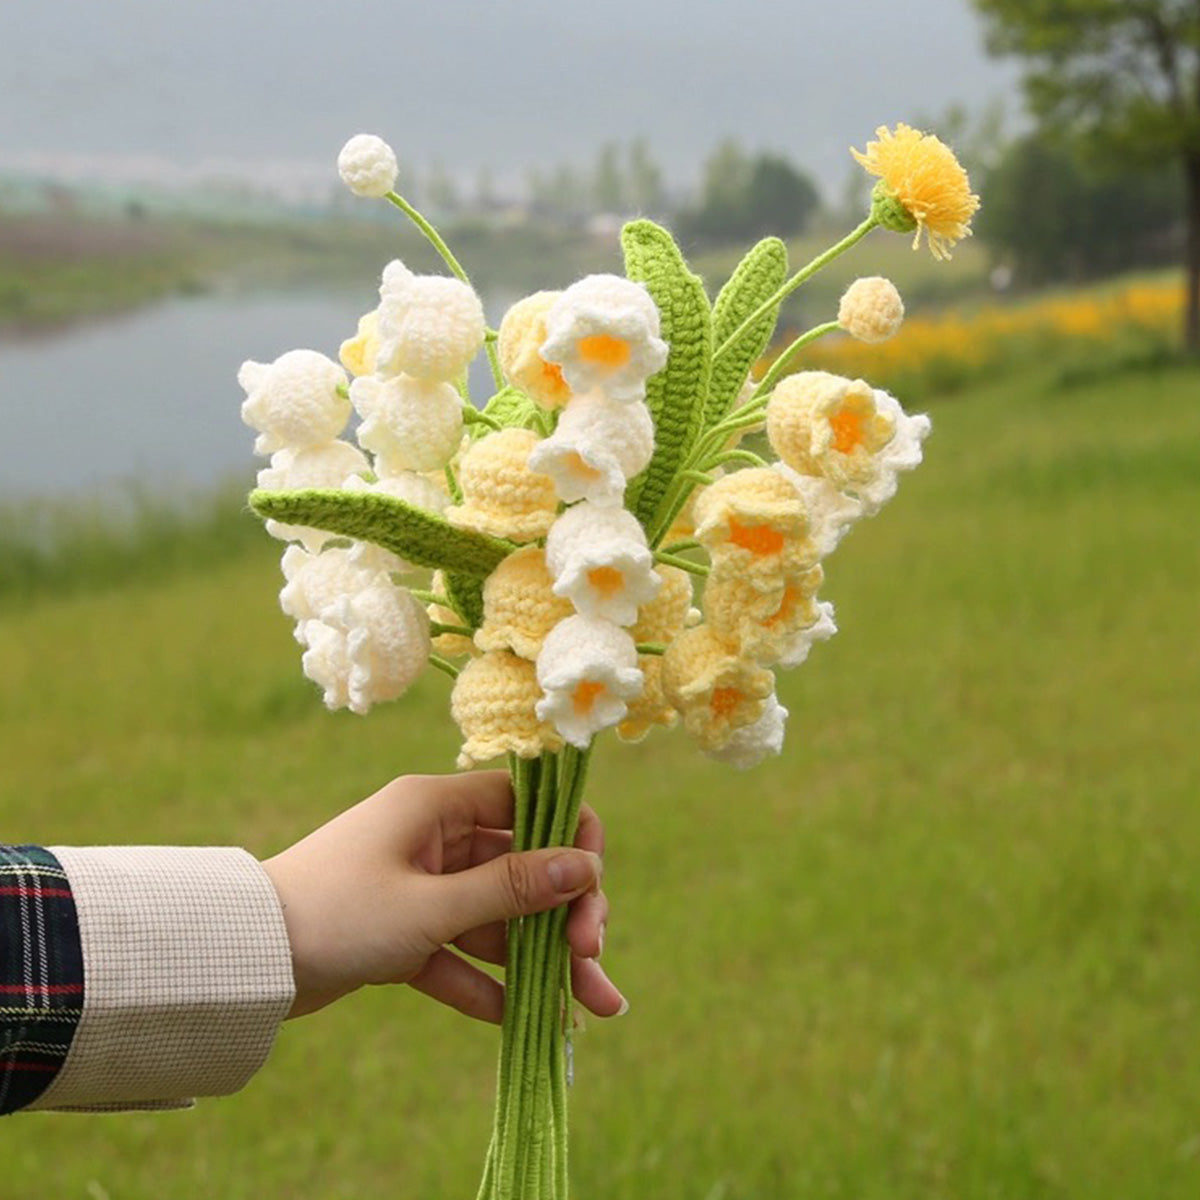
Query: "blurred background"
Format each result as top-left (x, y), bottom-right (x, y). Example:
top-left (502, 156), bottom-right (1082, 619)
top-left (1, 1), bottom-right (1197, 1197)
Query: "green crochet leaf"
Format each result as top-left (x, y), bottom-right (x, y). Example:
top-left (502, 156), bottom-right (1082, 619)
top-left (621, 219), bottom-right (712, 532)
top-left (708, 237), bottom-right (788, 427)
top-left (249, 488), bottom-right (512, 578)
top-left (444, 571), bottom-right (485, 629)
top-left (474, 386), bottom-right (545, 438)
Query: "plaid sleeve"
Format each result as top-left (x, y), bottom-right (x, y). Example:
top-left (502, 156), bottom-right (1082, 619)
top-left (0, 845), bottom-right (84, 1116)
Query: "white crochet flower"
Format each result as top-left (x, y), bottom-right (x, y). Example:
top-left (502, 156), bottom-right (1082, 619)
top-left (772, 463), bottom-right (863, 559)
top-left (535, 615), bottom-right (644, 749)
top-left (528, 391), bottom-right (654, 506)
top-left (337, 134), bottom-right (398, 199)
top-left (376, 275), bottom-right (486, 382)
top-left (540, 275), bottom-right (668, 404)
top-left (300, 584), bottom-right (430, 715)
top-left (239, 349), bottom-right (349, 456)
top-left (544, 501), bottom-right (661, 626)
top-left (350, 374), bottom-right (464, 473)
top-left (257, 441), bottom-right (370, 549)
top-left (379, 258), bottom-right (415, 300)
top-left (704, 693), bottom-right (789, 770)
top-left (854, 388), bottom-right (930, 516)
top-left (340, 470), bottom-right (450, 574)
top-left (774, 598), bottom-right (838, 669)
top-left (279, 544), bottom-right (380, 630)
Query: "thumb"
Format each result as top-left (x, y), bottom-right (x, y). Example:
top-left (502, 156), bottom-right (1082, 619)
top-left (428, 848), bottom-right (602, 943)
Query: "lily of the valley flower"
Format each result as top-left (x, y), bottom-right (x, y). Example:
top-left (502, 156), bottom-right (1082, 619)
top-left (239, 349), bottom-right (349, 456)
top-left (350, 374), bottom-right (464, 474)
top-left (451, 650), bottom-right (563, 768)
top-left (497, 291), bottom-right (572, 409)
top-left (376, 273), bottom-right (486, 382)
top-left (446, 427), bottom-right (560, 542)
top-left (702, 563), bottom-right (826, 664)
top-left (476, 546), bottom-right (574, 661)
top-left (704, 693), bottom-right (789, 770)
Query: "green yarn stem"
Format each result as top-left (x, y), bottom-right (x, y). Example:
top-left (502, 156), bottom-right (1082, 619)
top-left (750, 320), bottom-right (842, 400)
top-left (478, 747), bottom-right (590, 1199)
top-left (384, 190), bottom-right (504, 391)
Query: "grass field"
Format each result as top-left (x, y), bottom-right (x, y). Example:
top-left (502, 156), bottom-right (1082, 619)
top-left (1, 356), bottom-right (1198, 1198)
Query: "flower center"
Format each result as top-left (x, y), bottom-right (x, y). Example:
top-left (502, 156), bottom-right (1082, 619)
top-left (710, 686), bottom-right (742, 719)
top-left (572, 680), bottom-right (607, 714)
top-left (577, 335), bottom-right (631, 369)
top-left (728, 518), bottom-right (785, 557)
top-left (541, 358), bottom-right (567, 389)
top-left (587, 565), bottom-right (625, 595)
top-left (829, 406), bottom-right (867, 454)
top-left (564, 451), bottom-right (604, 481)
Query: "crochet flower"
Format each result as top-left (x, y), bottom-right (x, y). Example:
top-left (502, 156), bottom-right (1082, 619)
top-left (239, 349), bottom-right (349, 456)
top-left (527, 390), bottom-right (654, 507)
top-left (660, 625), bottom-right (774, 751)
top-left (299, 583), bottom-right (430, 715)
top-left (451, 650), bottom-right (563, 769)
top-left (497, 291), bottom-right (572, 409)
top-left (535, 615), bottom-right (644, 749)
top-left (376, 274), bottom-right (486, 382)
top-left (339, 310), bottom-right (381, 377)
top-left (257, 440), bottom-right (370, 548)
top-left (775, 598), bottom-right (837, 670)
top-left (772, 464), bottom-right (863, 559)
top-left (693, 468), bottom-right (817, 592)
top-left (446, 428), bottom-right (559, 543)
top-left (838, 277), bottom-right (904, 343)
top-left (475, 546), bottom-right (574, 660)
top-left (629, 564), bottom-right (694, 646)
top-left (616, 656), bottom-right (677, 743)
top-left (702, 563), bottom-right (826, 663)
top-left (427, 570), bottom-right (477, 659)
top-left (279, 544), bottom-right (379, 628)
top-left (852, 123), bottom-right (979, 260)
top-left (766, 371), bottom-right (929, 515)
top-left (350, 374), bottom-right (464, 474)
top-left (704, 693), bottom-right (788, 770)
top-left (337, 134), bottom-right (398, 199)
top-left (544, 501), bottom-right (661, 626)
top-left (540, 275), bottom-right (668, 404)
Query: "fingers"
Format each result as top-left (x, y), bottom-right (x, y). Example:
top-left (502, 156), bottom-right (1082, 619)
top-left (565, 888), bottom-right (608, 961)
top-left (571, 955), bottom-right (627, 1018)
top-left (408, 947), bottom-right (505, 1024)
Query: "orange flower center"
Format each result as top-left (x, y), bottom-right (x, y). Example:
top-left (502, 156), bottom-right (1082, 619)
top-left (829, 406), bottom-right (866, 454)
top-left (564, 451), bottom-right (604, 481)
top-left (587, 566), bottom-right (625, 595)
top-left (573, 680), bottom-right (607, 714)
top-left (764, 585), bottom-right (801, 629)
top-left (577, 335), bottom-right (631, 369)
top-left (728, 518), bottom-right (785, 557)
top-left (710, 686), bottom-right (742, 719)
top-left (541, 358), bottom-right (567, 389)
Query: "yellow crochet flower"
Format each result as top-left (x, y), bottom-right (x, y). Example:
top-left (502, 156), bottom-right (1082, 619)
top-left (852, 123), bottom-right (980, 260)
top-left (693, 468), bottom-right (817, 592)
top-left (838, 277), bottom-right (904, 344)
top-left (475, 547), bottom-right (574, 661)
top-left (427, 570), bottom-right (477, 658)
top-left (450, 650), bottom-right (563, 769)
top-left (660, 625), bottom-right (774, 751)
top-left (497, 291), bottom-right (573, 410)
top-left (766, 371), bottom-right (896, 490)
top-left (339, 310), bottom-right (380, 377)
top-left (703, 563), bottom-right (825, 663)
top-left (630, 564), bottom-right (694, 645)
top-left (616, 656), bottom-right (678, 743)
top-left (446, 428), bottom-right (560, 543)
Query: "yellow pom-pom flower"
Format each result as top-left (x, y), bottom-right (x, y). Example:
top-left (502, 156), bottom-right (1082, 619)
top-left (497, 291), bottom-right (573, 410)
top-left (475, 546), bottom-right (574, 661)
top-left (660, 625), bottom-right (774, 751)
top-left (446, 427), bottom-right (560, 543)
top-left (852, 123), bottom-right (980, 260)
top-left (451, 650), bottom-right (563, 769)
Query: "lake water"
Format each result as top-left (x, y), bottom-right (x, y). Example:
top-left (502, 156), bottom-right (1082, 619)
top-left (0, 290), bottom-right (500, 501)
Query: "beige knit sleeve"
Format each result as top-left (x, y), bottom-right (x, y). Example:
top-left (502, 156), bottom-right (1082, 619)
top-left (27, 846), bottom-right (295, 1112)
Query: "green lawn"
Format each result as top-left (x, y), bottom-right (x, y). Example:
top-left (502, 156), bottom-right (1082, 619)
top-left (1, 360), bottom-right (1198, 1198)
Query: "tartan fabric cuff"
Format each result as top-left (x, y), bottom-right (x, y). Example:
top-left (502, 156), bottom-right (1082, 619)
top-left (0, 845), bottom-right (84, 1116)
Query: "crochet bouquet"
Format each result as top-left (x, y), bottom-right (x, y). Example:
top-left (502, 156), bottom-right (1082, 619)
top-left (241, 125), bottom-right (977, 1198)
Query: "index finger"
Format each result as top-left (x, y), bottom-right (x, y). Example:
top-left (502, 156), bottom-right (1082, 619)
top-left (411, 770), bottom-right (514, 835)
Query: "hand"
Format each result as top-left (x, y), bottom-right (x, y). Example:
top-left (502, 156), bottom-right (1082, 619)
top-left (261, 770), bottom-right (626, 1022)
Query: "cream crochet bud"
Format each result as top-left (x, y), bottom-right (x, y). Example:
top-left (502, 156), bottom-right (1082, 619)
top-left (540, 275), bottom-right (668, 404)
top-left (838, 277), bottom-right (904, 343)
top-left (451, 650), bottom-right (563, 768)
top-left (476, 546), bottom-right (574, 661)
top-left (350, 374), bottom-right (464, 474)
top-left (376, 275), bottom-right (486, 382)
top-left (337, 134), bottom-right (398, 199)
top-left (239, 349), bottom-right (349, 456)
top-left (258, 441), bottom-right (370, 548)
top-left (446, 427), bottom-right (559, 543)
top-left (497, 291), bottom-right (572, 409)
top-left (535, 615), bottom-right (644, 749)
top-left (544, 500), bottom-right (660, 626)
top-left (528, 391), bottom-right (654, 507)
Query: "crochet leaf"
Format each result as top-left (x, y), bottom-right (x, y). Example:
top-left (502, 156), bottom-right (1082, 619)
top-left (444, 571), bottom-right (485, 629)
top-left (708, 237), bottom-right (788, 427)
top-left (621, 219), bottom-right (711, 533)
top-left (249, 488), bottom-right (512, 578)
top-left (476, 386), bottom-right (544, 438)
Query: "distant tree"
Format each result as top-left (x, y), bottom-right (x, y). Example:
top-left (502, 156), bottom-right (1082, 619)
top-left (978, 132), bottom-right (1182, 284)
top-left (592, 142), bottom-right (625, 213)
top-left (627, 138), bottom-right (665, 214)
top-left (972, 0), bottom-right (1200, 350)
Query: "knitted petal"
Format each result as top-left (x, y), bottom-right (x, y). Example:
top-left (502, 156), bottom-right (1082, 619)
top-left (299, 619), bottom-right (353, 710)
top-left (775, 598), bottom-right (838, 669)
top-left (476, 546), bottom-right (574, 661)
top-left (703, 563), bottom-right (826, 663)
top-left (339, 310), bottom-right (381, 377)
top-left (451, 651), bottom-right (563, 768)
top-left (239, 349), bottom-right (349, 456)
top-left (630, 564), bottom-right (694, 645)
top-left (279, 544), bottom-right (381, 627)
top-left (616, 656), bottom-right (677, 743)
top-left (351, 374), bottom-right (464, 473)
top-left (376, 275), bottom-right (486, 382)
top-left (704, 693), bottom-right (788, 769)
top-left (544, 501), bottom-right (660, 626)
top-left (528, 392), bottom-right (654, 507)
top-left (535, 615), bottom-right (644, 749)
top-left (497, 291), bottom-right (572, 409)
top-left (446, 427), bottom-right (560, 543)
top-left (771, 464), bottom-right (863, 558)
top-left (340, 585), bottom-right (431, 714)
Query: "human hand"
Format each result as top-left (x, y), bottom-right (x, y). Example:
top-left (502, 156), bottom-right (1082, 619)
top-left (261, 771), bottom-right (625, 1022)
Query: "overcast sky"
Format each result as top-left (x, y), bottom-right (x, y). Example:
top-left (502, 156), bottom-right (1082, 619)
top-left (1, 0), bottom-right (1020, 195)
